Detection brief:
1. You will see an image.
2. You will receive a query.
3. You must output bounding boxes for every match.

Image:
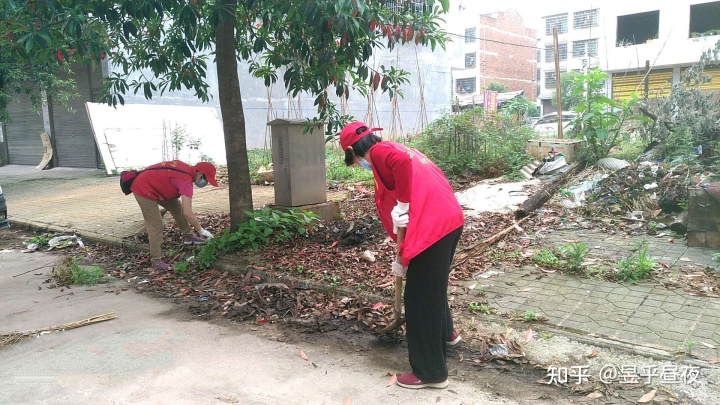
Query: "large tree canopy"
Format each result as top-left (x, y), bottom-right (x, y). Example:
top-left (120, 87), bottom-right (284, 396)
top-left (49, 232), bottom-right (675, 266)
top-left (1, 0), bottom-right (450, 230)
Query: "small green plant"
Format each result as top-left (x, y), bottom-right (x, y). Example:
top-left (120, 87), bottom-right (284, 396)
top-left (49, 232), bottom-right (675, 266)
top-left (174, 259), bottom-right (193, 273)
top-left (540, 332), bottom-right (554, 340)
top-left (296, 265), bottom-right (304, 274)
top-left (70, 264), bottom-right (112, 285)
top-left (196, 208), bottom-right (321, 268)
top-left (647, 221), bottom-right (659, 235)
top-left (559, 242), bottom-right (589, 272)
top-left (24, 235), bottom-right (50, 249)
top-left (325, 275), bottom-right (340, 288)
top-left (713, 252), bottom-right (720, 262)
top-left (532, 248), bottom-right (561, 268)
top-left (616, 243), bottom-right (656, 283)
top-left (682, 339), bottom-right (696, 355)
top-left (468, 302), bottom-right (490, 314)
top-left (523, 310), bottom-right (538, 322)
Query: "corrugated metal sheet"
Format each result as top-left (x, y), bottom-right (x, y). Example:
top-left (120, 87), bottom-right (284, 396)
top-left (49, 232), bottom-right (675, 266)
top-left (612, 69), bottom-right (673, 101)
top-left (52, 63), bottom-right (101, 168)
top-left (5, 91), bottom-right (45, 165)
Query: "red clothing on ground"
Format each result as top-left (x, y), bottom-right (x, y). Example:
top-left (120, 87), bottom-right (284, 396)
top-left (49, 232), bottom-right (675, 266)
top-left (370, 142), bottom-right (464, 266)
top-left (131, 160), bottom-right (196, 201)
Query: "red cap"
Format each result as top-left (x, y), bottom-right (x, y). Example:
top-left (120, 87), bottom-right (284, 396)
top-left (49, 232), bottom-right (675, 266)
top-left (339, 121), bottom-right (383, 151)
top-left (195, 162), bottom-right (219, 187)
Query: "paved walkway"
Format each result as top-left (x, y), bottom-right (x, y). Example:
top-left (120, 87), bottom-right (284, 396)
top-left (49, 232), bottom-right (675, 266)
top-left (3, 164), bottom-right (720, 361)
top-left (474, 229), bottom-right (720, 358)
top-left (1, 165), bottom-right (342, 246)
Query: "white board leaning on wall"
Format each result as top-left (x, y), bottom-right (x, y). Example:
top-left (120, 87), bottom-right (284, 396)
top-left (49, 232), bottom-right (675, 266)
top-left (85, 102), bottom-right (227, 175)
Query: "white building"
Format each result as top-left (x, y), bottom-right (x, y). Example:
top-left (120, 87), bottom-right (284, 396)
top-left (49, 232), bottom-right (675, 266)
top-left (537, 0), bottom-right (720, 115)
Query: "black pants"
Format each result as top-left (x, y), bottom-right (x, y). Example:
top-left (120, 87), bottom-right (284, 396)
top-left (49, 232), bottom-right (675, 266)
top-left (404, 226), bottom-right (463, 382)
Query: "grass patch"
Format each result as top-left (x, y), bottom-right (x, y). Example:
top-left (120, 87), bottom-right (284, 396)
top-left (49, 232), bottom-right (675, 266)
top-left (52, 256), bottom-right (112, 286)
top-left (532, 248), bottom-right (561, 268)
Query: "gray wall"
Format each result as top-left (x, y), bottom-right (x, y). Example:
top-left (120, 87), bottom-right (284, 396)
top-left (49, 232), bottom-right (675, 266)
top-left (112, 44), bottom-right (453, 149)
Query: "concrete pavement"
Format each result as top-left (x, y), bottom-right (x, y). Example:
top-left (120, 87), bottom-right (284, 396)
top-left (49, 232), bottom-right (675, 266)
top-left (1, 247), bottom-right (519, 405)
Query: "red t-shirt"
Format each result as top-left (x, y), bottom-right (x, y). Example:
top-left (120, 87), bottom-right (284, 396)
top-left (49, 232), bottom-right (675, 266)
top-left (369, 142), bottom-right (464, 266)
top-left (131, 160), bottom-right (196, 201)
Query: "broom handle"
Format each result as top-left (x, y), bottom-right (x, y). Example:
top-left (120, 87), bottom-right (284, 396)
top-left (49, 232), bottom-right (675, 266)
top-left (394, 227), bottom-right (406, 315)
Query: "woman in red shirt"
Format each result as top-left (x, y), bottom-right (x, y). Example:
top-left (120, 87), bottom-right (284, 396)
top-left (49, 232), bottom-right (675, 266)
top-left (340, 122), bottom-right (465, 389)
top-left (130, 160), bottom-right (219, 270)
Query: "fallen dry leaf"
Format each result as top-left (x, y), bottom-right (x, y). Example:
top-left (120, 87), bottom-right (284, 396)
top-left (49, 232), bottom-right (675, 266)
top-left (525, 326), bottom-right (534, 343)
top-left (342, 396), bottom-right (352, 405)
top-left (679, 257), bottom-right (692, 262)
top-left (586, 350), bottom-right (599, 358)
top-left (300, 351), bottom-right (309, 361)
top-left (386, 374), bottom-right (397, 386)
top-left (700, 342), bottom-right (716, 349)
top-left (372, 302), bottom-right (384, 310)
top-left (638, 389), bottom-right (656, 403)
top-left (709, 356), bottom-right (720, 364)
top-left (586, 392), bottom-right (602, 399)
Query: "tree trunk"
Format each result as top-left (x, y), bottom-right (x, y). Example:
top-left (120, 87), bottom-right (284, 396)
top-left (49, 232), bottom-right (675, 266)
top-left (216, 0), bottom-right (253, 231)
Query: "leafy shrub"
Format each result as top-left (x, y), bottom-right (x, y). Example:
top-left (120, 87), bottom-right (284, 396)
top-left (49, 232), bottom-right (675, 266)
top-left (196, 208), bottom-right (321, 268)
top-left (409, 109), bottom-right (534, 179)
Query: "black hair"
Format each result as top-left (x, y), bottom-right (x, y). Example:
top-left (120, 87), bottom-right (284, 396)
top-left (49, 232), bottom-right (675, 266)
top-left (344, 129), bottom-right (382, 166)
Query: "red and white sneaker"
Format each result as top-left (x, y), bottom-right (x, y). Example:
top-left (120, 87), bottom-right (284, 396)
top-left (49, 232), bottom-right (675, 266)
top-left (396, 372), bottom-right (449, 389)
top-left (447, 330), bottom-right (462, 346)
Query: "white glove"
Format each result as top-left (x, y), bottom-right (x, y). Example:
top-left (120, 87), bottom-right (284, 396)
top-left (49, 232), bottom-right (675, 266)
top-left (199, 228), bottom-right (213, 239)
top-left (391, 201), bottom-right (409, 234)
top-left (392, 261), bottom-right (407, 278)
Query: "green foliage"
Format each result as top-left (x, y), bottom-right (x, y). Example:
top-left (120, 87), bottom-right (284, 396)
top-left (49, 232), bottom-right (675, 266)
top-left (325, 146), bottom-right (374, 184)
top-left (503, 96), bottom-right (540, 120)
top-left (559, 242), bottom-right (589, 272)
top-left (523, 310), bottom-right (538, 322)
top-left (616, 243), bottom-right (656, 283)
top-left (486, 82), bottom-right (508, 93)
top-left (70, 263), bottom-right (111, 286)
top-left (196, 208), bottom-right (321, 268)
top-left (570, 69), bottom-right (650, 163)
top-left (24, 235), bottom-right (50, 249)
top-left (713, 252), bottom-right (720, 262)
top-left (469, 302), bottom-right (490, 314)
top-left (409, 109), bottom-right (534, 179)
top-left (610, 138), bottom-right (647, 162)
top-left (552, 71), bottom-right (584, 109)
top-left (532, 248), bottom-right (560, 268)
top-left (247, 149), bottom-right (272, 183)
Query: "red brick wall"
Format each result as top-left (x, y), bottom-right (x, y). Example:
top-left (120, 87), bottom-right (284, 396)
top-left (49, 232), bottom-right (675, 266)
top-left (475, 10), bottom-right (537, 99)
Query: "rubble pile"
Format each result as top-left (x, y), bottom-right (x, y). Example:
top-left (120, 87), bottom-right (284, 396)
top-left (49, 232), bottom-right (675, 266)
top-left (563, 163), bottom-right (688, 218)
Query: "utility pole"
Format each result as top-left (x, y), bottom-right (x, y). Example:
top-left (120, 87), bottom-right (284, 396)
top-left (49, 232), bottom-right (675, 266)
top-left (553, 27), bottom-right (563, 139)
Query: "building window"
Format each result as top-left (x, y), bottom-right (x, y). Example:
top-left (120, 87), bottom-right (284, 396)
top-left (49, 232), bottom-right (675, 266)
top-left (537, 68), bottom-right (541, 82)
top-left (536, 85), bottom-right (541, 97)
top-left (574, 9), bottom-right (599, 29)
top-left (456, 77), bottom-right (476, 93)
top-left (465, 27), bottom-right (476, 43)
top-left (545, 71), bottom-right (557, 88)
top-left (545, 43), bottom-right (567, 62)
top-left (572, 39), bottom-right (598, 57)
top-left (545, 14), bottom-right (568, 35)
top-left (386, 0), bottom-right (428, 15)
top-left (690, 1), bottom-right (720, 38)
top-left (464, 53), bottom-right (476, 69)
top-left (616, 10), bottom-right (659, 46)
top-left (537, 49), bottom-right (541, 62)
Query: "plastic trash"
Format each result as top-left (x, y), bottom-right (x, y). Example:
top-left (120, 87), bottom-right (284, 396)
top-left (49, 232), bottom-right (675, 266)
top-left (537, 156), bottom-right (567, 175)
top-left (561, 174), bottom-right (603, 208)
top-left (597, 157), bottom-right (630, 171)
top-left (360, 250), bottom-right (377, 263)
top-left (47, 235), bottom-right (83, 250)
top-left (489, 344), bottom-right (509, 356)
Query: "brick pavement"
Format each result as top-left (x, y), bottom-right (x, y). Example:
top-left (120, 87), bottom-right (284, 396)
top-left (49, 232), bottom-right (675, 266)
top-left (470, 229), bottom-right (720, 359)
top-left (0, 165), bottom-right (341, 245)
